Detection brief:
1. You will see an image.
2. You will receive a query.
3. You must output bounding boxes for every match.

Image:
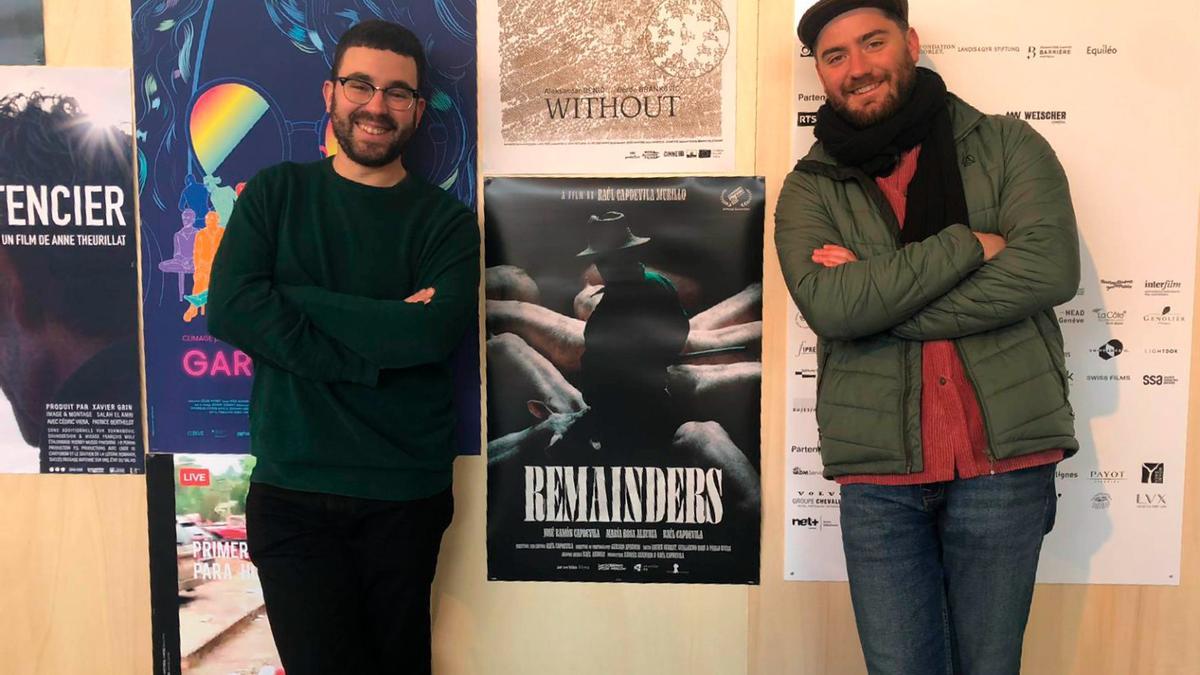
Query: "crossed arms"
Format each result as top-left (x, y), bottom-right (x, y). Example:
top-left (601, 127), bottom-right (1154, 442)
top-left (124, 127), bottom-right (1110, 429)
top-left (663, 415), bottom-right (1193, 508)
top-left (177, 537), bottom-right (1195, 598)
top-left (775, 126), bottom-right (1079, 342)
top-left (207, 176), bottom-right (480, 385)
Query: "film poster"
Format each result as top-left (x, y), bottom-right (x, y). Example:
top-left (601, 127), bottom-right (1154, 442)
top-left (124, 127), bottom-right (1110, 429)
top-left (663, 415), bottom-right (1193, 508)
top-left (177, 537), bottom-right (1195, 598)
top-left (485, 176), bottom-right (763, 584)
top-left (0, 67), bottom-right (143, 474)
top-left (479, 0), bottom-right (738, 174)
top-left (131, 0), bottom-right (481, 454)
top-left (147, 453), bottom-right (281, 675)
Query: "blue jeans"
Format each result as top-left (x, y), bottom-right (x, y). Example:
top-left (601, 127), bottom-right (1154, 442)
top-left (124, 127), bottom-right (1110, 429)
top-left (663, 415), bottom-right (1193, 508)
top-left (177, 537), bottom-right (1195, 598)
top-left (839, 464), bottom-right (1057, 675)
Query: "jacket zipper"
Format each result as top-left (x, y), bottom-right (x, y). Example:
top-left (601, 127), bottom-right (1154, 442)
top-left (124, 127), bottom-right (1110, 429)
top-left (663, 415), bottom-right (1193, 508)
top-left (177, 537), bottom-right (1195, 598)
top-left (900, 342), bottom-right (912, 472)
top-left (792, 161), bottom-right (954, 476)
top-left (953, 341), bottom-right (997, 473)
top-left (860, 169), bottom-right (913, 472)
top-left (856, 167), bottom-right (910, 471)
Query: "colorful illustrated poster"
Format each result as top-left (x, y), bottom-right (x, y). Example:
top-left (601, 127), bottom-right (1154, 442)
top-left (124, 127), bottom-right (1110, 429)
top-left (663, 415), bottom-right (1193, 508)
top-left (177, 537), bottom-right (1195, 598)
top-left (479, 0), bottom-right (738, 174)
top-left (0, 0), bottom-right (45, 65)
top-left (132, 0), bottom-right (481, 455)
top-left (0, 67), bottom-right (143, 475)
top-left (485, 177), bottom-right (763, 584)
top-left (784, 0), bottom-right (1199, 585)
top-left (147, 453), bottom-right (281, 675)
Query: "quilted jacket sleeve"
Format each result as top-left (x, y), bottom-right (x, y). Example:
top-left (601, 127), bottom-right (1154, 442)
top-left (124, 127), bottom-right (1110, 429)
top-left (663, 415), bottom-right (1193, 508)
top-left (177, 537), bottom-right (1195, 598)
top-left (775, 169), bottom-right (985, 341)
top-left (890, 120), bottom-right (1081, 340)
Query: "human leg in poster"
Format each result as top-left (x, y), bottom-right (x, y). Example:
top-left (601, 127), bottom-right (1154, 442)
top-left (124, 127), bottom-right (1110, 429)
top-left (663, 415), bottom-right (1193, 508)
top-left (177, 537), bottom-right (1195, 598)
top-left (0, 68), bottom-right (144, 475)
top-left (485, 177), bottom-right (764, 584)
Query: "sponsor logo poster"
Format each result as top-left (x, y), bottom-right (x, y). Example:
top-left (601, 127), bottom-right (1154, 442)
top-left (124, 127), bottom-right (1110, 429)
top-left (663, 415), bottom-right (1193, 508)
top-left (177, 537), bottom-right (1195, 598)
top-left (131, 0), bottom-right (480, 454)
top-left (0, 0), bottom-right (45, 65)
top-left (0, 67), bottom-right (143, 475)
top-left (147, 453), bottom-right (281, 675)
top-left (783, 305), bottom-right (846, 581)
top-left (479, 0), bottom-right (738, 174)
top-left (485, 177), bottom-right (763, 583)
top-left (785, 0), bottom-right (1198, 585)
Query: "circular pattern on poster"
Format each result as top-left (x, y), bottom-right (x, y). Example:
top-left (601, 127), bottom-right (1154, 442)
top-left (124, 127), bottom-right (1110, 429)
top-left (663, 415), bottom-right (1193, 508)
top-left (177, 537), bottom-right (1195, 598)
top-left (644, 0), bottom-right (731, 79)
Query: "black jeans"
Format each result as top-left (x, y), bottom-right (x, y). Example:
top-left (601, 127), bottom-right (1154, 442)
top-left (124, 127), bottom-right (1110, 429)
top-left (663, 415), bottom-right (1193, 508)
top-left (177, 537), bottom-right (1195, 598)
top-left (246, 481), bottom-right (454, 675)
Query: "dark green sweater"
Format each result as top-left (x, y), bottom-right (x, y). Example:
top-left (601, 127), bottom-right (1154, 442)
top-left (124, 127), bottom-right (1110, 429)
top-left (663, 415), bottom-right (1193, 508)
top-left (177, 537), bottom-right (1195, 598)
top-left (208, 158), bottom-right (479, 501)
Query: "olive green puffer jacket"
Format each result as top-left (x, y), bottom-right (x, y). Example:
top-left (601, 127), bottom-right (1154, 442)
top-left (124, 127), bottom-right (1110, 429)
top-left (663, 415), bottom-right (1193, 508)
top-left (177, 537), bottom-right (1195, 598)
top-left (776, 94), bottom-right (1079, 478)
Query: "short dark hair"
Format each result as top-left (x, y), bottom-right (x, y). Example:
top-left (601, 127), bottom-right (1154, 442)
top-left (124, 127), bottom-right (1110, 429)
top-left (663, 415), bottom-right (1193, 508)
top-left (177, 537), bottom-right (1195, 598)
top-left (0, 92), bottom-right (136, 339)
top-left (330, 20), bottom-right (427, 92)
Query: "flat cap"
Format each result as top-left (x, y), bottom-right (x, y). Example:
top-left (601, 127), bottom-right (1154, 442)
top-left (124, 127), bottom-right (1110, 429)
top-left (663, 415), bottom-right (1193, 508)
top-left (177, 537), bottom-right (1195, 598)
top-left (797, 0), bottom-right (909, 52)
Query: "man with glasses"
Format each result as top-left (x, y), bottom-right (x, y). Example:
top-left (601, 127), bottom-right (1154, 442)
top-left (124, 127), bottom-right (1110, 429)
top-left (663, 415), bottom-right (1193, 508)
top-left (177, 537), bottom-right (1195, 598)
top-left (208, 19), bottom-right (479, 675)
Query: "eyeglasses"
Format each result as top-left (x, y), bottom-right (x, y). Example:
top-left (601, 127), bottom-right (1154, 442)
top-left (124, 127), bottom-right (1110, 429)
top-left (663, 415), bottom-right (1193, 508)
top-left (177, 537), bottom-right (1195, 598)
top-left (334, 77), bottom-right (420, 111)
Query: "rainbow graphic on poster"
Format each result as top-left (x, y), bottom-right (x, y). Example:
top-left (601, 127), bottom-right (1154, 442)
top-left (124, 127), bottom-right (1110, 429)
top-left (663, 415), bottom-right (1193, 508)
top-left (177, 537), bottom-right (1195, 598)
top-left (189, 82), bottom-right (270, 176)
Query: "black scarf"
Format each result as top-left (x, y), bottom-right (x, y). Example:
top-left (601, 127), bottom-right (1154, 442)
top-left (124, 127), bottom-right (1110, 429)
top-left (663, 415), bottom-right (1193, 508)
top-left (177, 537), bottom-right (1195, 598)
top-left (814, 67), bottom-right (967, 245)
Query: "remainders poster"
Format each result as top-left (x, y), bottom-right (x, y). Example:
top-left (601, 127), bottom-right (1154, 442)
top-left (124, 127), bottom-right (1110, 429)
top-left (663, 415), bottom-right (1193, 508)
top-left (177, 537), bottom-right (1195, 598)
top-left (131, 0), bottom-right (481, 455)
top-left (0, 67), bottom-right (143, 475)
top-left (478, 0), bottom-right (738, 174)
top-left (485, 176), bottom-right (763, 584)
top-left (0, 0), bottom-right (45, 65)
top-left (147, 453), bottom-right (282, 675)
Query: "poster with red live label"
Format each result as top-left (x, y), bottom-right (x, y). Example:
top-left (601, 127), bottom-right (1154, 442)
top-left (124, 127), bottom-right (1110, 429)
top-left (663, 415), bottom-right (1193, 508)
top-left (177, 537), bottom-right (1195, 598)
top-left (146, 453), bottom-right (282, 675)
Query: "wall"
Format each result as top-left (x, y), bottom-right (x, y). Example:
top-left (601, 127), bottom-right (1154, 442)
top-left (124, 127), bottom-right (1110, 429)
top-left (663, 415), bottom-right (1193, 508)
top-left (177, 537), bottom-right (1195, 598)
top-left (0, 0), bottom-right (1195, 672)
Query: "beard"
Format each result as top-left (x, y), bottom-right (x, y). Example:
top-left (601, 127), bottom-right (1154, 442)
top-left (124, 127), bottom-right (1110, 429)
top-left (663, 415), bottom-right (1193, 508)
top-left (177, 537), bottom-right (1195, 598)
top-left (827, 53), bottom-right (918, 128)
top-left (329, 97), bottom-right (417, 168)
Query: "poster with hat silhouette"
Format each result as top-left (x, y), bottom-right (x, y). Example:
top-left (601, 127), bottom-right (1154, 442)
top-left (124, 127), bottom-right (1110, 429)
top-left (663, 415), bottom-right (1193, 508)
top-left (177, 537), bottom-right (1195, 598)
top-left (484, 176), bottom-right (764, 584)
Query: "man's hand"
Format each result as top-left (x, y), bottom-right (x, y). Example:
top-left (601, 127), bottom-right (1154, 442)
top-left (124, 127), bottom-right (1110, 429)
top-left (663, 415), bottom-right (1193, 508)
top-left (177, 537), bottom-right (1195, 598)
top-left (973, 232), bottom-right (1006, 261)
top-left (811, 244), bottom-right (858, 268)
top-left (405, 287), bottom-right (436, 304)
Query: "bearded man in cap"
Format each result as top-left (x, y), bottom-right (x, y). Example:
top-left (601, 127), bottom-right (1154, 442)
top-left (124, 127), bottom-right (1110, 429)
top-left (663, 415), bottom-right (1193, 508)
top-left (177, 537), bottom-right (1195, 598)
top-left (775, 2), bottom-right (1079, 672)
top-left (577, 211), bottom-right (690, 456)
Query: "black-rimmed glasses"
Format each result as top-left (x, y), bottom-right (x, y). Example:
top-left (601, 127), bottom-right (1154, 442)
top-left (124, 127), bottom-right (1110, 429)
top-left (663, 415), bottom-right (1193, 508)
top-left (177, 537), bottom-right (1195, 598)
top-left (334, 77), bottom-right (420, 111)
